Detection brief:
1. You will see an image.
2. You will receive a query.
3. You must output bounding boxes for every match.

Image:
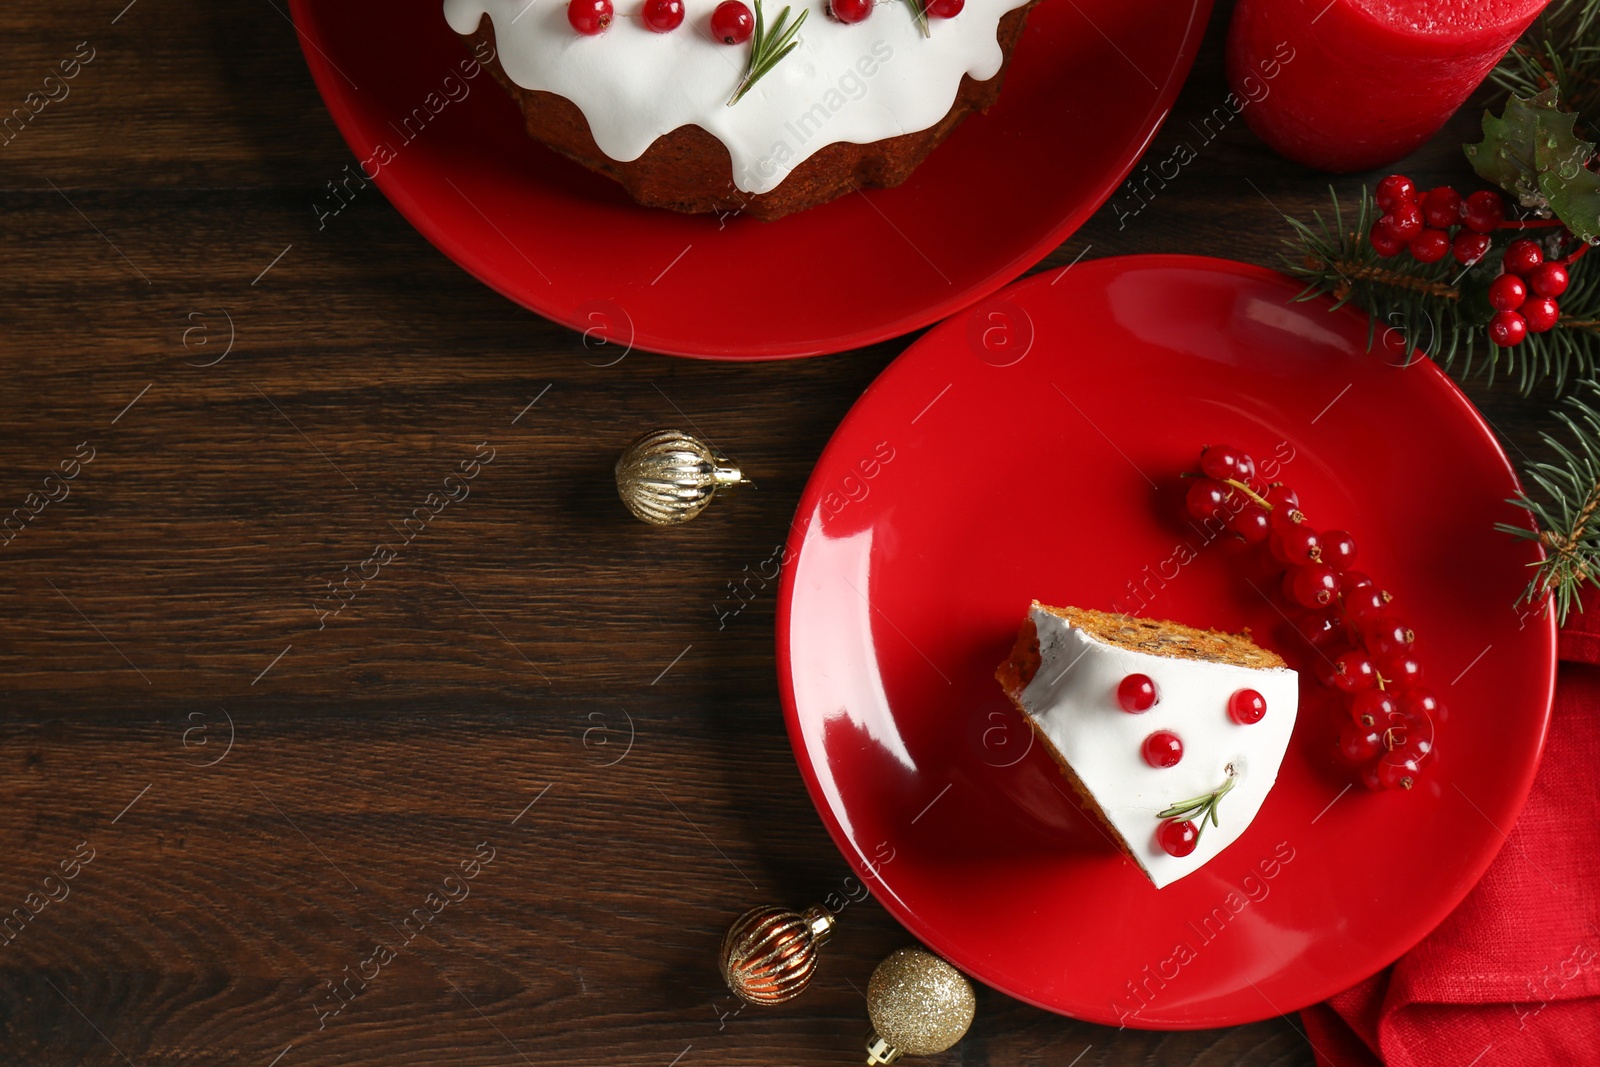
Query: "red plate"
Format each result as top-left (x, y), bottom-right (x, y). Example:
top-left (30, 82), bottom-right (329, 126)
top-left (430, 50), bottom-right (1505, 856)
top-left (287, 0), bottom-right (1208, 359)
top-left (776, 255), bottom-right (1556, 1027)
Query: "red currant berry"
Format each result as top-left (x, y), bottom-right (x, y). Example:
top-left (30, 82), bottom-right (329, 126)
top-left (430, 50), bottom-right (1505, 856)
top-left (927, 0), bottom-right (963, 16)
top-left (1369, 223), bottom-right (1405, 258)
top-left (1314, 644), bottom-right (1353, 688)
top-left (1320, 529), bottom-right (1357, 571)
top-left (1409, 228), bottom-right (1450, 264)
top-left (1296, 608), bottom-right (1345, 647)
top-left (1463, 190), bottom-right (1505, 233)
top-left (1199, 445), bottom-right (1254, 483)
top-left (1337, 720), bottom-right (1384, 763)
top-left (1383, 713), bottom-right (1434, 761)
top-left (1289, 564), bottom-right (1341, 609)
top-left (1330, 649), bottom-right (1378, 692)
top-left (1272, 525), bottom-right (1322, 565)
top-left (1379, 653), bottom-right (1423, 688)
top-left (1529, 261), bottom-right (1570, 298)
top-left (827, 0), bottom-right (872, 21)
top-left (642, 0), bottom-right (685, 29)
top-left (1399, 687), bottom-right (1446, 724)
top-left (1374, 174), bottom-right (1417, 213)
top-left (1489, 310), bottom-right (1528, 347)
top-left (1452, 230), bottom-right (1493, 265)
top-left (568, 0), bottom-right (614, 33)
top-left (1264, 484), bottom-right (1300, 512)
top-left (1345, 586), bottom-right (1394, 623)
top-left (1117, 673), bottom-right (1158, 713)
top-left (1503, 238), bottom-right (1545, 276)
top-left (1142, 730), bottom-right (1184, 768)
top-left (711, 0), bottom-right (754, 42)
top-left (1420, 186), bottom-right (1462, 228)
top-left (1269, 505), bottom-right (1307, 534)
top-left (1349, 689), bottom-right (1397, 730)
top-left (1380, 202), bottom-right (1424, 242)
top-left (1376, 755), bottom-right (1422, 790)
top-left (1184, 478), bottom-right (1230, 521)
top-left (1228, 504), bottom-right (1271, 544)
top-left (1228, 688), bottom-right (1267, 725)
top-left (1522, 295), bottom-right (1560, 333)
top-left (1362, 619), bottom-right (1415, 660)
top-left (1488, 273), bottom-right (1528, 312)
top-left (1157, 818), bottom-right (1198, 857)
top-left (1341, 570), bottom-right (1374, 595)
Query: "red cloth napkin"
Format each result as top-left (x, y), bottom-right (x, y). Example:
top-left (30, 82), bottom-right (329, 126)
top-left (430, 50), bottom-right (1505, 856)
top-left (1299, 597), bottom-right (1600, 1066)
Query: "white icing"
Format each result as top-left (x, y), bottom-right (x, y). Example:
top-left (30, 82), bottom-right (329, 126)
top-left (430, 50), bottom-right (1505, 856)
top-left (443, 0), bottom-right (1032, 194)
top-left (1017, 606), bottom-right (1299, 890)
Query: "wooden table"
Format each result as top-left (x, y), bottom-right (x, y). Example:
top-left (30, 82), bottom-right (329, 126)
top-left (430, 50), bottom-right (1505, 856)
top-left (0, 1), bottom-right (1557, 1063)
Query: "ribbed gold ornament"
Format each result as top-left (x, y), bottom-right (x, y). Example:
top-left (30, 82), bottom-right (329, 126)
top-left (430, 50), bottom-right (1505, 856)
top-left (719, 904), bottom-right (835, 1004)
top-left (615, 428), bottom-right (747, 525)
top-left (864, 947), bottom-right (976, 1064)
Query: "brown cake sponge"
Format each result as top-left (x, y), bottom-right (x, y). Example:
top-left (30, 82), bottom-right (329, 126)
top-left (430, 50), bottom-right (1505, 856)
top-left (997, 602), bottom-right (1285, 700)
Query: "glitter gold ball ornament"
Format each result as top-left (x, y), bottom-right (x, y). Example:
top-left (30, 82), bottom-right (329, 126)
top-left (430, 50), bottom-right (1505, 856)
top-left (719, 904), bottom-right (835, 1004)
top-left (864, 946), bottom-right (976, 1064)
top-left (615, 428), bottom-right (747, 525)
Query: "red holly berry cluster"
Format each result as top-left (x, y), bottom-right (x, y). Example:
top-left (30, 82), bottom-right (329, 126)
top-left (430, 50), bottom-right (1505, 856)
top-left (1368, 174), bottom-right (1501, 266)
top-left (1365, 173), bottom-right (1582, 349)
top-left (1184, 444), bottom-right (1439, 793)
top-left (1486, 240), bottom-right (1569, 347)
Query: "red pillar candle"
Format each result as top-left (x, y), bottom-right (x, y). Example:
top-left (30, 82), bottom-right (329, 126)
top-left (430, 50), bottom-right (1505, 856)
top-left (1227, 0), bottom-right (1549, 173)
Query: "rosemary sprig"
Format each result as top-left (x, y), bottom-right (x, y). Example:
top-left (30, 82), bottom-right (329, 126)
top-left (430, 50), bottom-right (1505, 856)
top-left (904, 0), bottom-right (929, 37)
top-left (1497, 382), bottom-right (1600, 622)
top-left (727, 0), bottom-right (807, 106)
top-left (1156, 769), bottom-right (1237, 843)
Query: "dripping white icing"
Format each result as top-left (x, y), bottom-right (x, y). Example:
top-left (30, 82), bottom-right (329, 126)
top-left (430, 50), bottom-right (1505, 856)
top-left (444, 0), bottom-right (1033, 194)
top-left (1016, 606), bottom-right (1300, 889)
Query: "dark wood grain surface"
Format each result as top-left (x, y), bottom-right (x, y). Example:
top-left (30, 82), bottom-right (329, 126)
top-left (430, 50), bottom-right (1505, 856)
top-left (0, 1), bottom-right (1560, 1064)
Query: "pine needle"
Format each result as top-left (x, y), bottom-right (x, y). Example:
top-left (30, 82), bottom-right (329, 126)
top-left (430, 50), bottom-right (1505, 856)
top-left (1284, 186), bottom-right (1598, 394)
top-left (1498, 382), bottom-right (1600, 623)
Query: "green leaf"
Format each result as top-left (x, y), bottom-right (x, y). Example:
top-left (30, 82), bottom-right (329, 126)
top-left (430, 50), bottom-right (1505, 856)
top-left (1465, 86), bottom-right (1600, 242)
top-left (1533, 106), bottom-right (1600, 241)
top-left (1465, 89), bottom-right (1554, 200)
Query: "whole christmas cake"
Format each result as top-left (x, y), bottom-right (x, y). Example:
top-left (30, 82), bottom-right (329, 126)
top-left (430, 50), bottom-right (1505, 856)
top-left (443, 0), bottom-right (1039, 220)
top-left (996, 602), bottom-right (1299, 888)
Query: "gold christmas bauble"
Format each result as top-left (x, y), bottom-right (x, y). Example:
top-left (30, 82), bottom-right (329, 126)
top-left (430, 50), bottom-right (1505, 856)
top-left (864, 946), bottom-right (975, 1064)
top-left (615, 428), bottom-right (747, 525)
top-left (719, 904), bottom-right (835, 1005)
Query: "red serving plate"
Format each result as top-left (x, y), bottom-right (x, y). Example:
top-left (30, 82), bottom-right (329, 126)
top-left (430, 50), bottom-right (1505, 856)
top-left (777, 254), bottom-right (1556, 1027)
top-left (287, 0), bottom-right (1209, 359)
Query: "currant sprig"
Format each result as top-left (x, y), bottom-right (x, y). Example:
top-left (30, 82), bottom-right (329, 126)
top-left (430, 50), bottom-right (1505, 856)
top-left (1183, 444), bottom-right (1439, 793)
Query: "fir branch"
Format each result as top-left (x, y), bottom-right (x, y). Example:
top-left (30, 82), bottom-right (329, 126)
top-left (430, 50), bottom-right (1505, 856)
top-left (1493, 0), bottom-right (1600, 130)
top-left (1497, 382), bottom-right (1600, 622)
top-left (727, 0), bottom-right (807, 106)
top-left (1284, 186), bottom-right (1600, 393)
